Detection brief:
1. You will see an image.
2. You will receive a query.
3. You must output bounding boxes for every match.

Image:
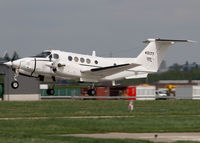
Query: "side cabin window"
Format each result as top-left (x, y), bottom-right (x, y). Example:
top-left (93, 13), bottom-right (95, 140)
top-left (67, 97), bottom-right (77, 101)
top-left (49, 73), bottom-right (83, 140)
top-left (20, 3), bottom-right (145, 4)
top-left (68, 56), bottom-right (73, 61)
top-left (95, 60), bottom-right (98, 64)
top-left (80, 58), bottom-right (85, 63)
top-left (74, 57), bottom-right (79, 62)
top-left (86, 59), bottom-right (91, 64)
top-left (53, 54), bottom-right (59, 59)
top-left (67, 55), bottom-right (92, 65)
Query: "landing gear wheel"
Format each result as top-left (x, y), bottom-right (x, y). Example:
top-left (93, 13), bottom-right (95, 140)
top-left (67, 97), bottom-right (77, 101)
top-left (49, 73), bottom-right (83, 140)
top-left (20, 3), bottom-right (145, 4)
top-left (47, 89), bottom-right (55, 95)
top-left (88, 89), bottom-right (96, 96)
top-left (11, 81), bottom-right (19, 89)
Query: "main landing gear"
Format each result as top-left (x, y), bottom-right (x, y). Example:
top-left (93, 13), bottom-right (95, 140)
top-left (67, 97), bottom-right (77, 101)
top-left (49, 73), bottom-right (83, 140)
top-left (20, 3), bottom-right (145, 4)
top-left (11, 68), bottom-right (19, 89)
top-left (87, 84), bottom-right (96, 96)
top-left (46, 76), bottom-right (56, 96)
top-left (47, 88), bottom-right (55, 95)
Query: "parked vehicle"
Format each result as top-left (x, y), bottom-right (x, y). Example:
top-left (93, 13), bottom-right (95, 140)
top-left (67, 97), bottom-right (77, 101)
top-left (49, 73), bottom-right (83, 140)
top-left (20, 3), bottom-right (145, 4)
top-left (156, 88), bottom-right (169, 100)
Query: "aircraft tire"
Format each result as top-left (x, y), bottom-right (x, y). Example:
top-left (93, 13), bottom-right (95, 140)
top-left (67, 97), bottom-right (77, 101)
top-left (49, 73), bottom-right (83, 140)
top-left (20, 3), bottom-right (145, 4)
top-left (11, 81), bottom-right (19, 89)
top-left (47, 89), bottom-right (55, 95)
top-left (88, 89), bottom-right (96, 96)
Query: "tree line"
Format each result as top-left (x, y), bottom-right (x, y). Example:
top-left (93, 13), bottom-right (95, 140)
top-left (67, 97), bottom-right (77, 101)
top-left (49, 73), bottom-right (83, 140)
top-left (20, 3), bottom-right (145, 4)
top-left (121, 68), bottom-right (200, 85)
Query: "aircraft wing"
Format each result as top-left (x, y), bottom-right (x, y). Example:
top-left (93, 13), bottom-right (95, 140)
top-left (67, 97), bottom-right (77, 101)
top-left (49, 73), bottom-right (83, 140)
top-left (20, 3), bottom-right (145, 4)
top-left (81, 63), bottom-right (140, 78)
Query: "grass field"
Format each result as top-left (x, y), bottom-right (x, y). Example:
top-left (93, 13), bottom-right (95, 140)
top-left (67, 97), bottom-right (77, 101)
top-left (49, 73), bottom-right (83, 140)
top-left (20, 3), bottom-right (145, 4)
top-left (0, 100), bottom-right (200, 143)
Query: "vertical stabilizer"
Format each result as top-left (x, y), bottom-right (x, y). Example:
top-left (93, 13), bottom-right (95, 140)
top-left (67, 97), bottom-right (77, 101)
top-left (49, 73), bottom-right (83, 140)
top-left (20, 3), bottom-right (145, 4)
top-left (136, 39), bottom-right (193, 72)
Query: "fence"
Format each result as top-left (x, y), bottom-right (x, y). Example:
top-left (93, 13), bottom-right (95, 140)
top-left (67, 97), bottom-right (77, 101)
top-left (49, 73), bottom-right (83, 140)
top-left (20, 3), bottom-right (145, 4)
top-left (41, 95), bottom-right (176, 100)
top-left (41, 88), bottom-right (81, 97)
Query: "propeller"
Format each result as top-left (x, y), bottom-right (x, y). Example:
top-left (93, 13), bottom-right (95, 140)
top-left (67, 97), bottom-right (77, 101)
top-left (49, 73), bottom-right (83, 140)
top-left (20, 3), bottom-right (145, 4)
top-left (11, 51), bottom-right (19, 61)
top-left (46, 54), bottom-right (56, 72)
top-left (46, 54), bottom-right (65, 73)
top-left (49, 54), bottom-right (52, 62)
top-left (3, 51), bottom-right (11, 61)
top-left (3, 51), bottom-right (20, 69)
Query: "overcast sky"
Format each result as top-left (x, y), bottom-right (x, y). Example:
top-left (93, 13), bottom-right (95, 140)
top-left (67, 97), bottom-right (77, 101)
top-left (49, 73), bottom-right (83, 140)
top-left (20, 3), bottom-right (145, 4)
top-left (0, 0), bottom-right (199, 66)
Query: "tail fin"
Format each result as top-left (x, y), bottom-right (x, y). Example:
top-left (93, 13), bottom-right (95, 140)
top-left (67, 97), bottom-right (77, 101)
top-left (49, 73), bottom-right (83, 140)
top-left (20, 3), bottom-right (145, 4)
top-left (136, 39), bottom-right (195, 72)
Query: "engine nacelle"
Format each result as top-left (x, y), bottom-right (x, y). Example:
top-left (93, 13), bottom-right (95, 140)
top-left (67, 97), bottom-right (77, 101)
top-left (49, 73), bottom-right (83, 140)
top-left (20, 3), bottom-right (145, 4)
top-left (20, 59), bottom-right (35, 72)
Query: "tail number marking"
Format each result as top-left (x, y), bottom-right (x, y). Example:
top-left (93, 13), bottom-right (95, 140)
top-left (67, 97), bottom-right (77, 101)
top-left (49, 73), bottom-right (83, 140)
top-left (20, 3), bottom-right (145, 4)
top-left (146, 57), bottom-right (152, 62)
top-left (145, 51), bottom-right (154, 55)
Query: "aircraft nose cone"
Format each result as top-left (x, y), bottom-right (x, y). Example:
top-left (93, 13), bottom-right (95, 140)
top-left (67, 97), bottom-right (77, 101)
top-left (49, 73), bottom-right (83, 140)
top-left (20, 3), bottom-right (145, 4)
top-left (4, 61), bottom-right (12, 67)
top-left (4, 60), bottom-right (21, 68)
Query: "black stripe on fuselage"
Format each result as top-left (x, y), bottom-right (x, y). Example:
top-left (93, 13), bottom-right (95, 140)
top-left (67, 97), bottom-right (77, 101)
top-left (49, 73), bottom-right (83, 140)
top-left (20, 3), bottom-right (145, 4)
top-left (91, 64), bottom-right (129, 72)
top-left (19, 73), bottom-right (34, 78)
top-left (31, 58), bottom-right (37, 76)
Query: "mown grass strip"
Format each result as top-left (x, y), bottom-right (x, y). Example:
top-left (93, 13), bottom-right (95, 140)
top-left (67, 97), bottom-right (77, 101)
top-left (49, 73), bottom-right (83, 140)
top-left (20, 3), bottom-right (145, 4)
top-left (0, 116), bottom-right (200, 143)
top-left (0, 116), bottom-right (200, 135)
top-left (0, 100), bottom-right (200, 118)
top-left (0, 100), bottom-right (200, 143)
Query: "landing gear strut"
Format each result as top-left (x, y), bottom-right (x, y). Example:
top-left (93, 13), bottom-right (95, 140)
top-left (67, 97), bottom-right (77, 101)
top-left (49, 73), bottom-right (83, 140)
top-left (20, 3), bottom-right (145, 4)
top-left (46, 76), bottom-right (56, 95)
top-left (11, 68), bottom-right (19, 89)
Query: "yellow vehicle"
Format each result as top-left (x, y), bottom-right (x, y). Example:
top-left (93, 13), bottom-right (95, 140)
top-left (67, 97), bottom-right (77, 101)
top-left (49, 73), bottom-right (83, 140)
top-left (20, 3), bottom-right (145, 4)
top-left (164, 84), bottom-right (177, 96)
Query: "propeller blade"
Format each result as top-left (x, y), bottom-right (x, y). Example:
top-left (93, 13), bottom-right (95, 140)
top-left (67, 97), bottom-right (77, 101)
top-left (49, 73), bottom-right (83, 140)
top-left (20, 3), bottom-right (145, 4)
top-left (11, 51), bottom-right (19, 61)
top-left (3, 51), bottom-right (11, 61)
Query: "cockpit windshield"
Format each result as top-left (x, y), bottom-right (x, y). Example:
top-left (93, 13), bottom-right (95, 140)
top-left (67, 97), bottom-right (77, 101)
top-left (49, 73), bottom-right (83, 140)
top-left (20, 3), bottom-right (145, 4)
top-left (34, 52), bottom-right (51, 58)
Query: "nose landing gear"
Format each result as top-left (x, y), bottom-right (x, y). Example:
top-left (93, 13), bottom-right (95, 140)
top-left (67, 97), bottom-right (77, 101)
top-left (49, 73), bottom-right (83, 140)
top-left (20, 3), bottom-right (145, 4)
top-left (11, 81), bottom-right (19, 89)
top-left (11, 68), bottom-right (19, 89)
top-left (46, 76), bottom-right (56, 96)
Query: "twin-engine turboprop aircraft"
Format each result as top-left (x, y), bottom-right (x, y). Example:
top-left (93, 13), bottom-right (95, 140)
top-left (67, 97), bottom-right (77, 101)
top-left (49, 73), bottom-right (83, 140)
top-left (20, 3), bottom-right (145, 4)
top-left (4, 38), bottom-right (194, 95)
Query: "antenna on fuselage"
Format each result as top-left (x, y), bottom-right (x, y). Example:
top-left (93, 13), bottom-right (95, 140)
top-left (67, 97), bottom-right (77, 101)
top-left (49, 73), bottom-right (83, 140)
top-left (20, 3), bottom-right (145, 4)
top-left (92, 51), bottom-right (96, 57)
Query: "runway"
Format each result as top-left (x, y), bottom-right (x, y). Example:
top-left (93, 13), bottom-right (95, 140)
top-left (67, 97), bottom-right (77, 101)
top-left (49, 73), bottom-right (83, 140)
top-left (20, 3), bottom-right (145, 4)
top-left (65, 132), bottom-right (200, 142)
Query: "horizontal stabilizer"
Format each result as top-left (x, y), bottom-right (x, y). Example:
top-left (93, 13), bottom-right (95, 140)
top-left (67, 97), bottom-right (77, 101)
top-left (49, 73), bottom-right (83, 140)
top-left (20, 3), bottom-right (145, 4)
top-left (143, 38), bottom-right (196, 44)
